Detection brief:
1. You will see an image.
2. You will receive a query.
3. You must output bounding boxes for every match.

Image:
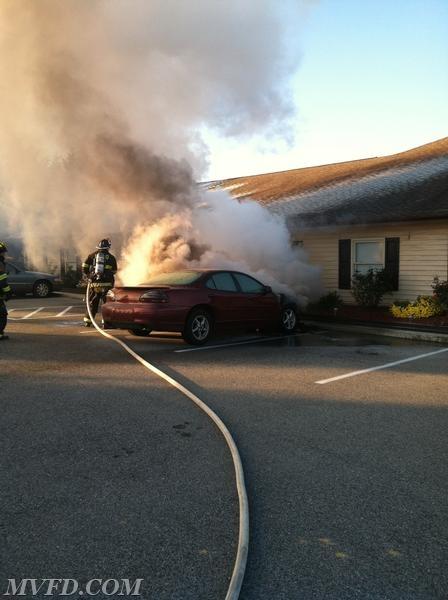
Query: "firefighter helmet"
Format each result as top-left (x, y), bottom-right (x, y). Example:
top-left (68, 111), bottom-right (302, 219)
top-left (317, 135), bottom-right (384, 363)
top-left (96, 238), bottom-right (111, 250)
top-left (0, 241), bottom-right (7, 253)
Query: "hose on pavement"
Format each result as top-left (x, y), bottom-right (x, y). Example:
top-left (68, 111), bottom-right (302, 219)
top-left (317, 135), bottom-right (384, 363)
top-left (85, 282), bottom-right (249, 599)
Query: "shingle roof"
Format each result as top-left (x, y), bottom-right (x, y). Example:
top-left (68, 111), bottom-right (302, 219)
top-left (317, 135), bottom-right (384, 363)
top-left (207, 137), bottom-right (448, 227)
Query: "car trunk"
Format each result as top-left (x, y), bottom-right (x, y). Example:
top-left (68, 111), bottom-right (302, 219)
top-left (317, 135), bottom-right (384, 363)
top-left (109, 286), bottom-right (171, 303)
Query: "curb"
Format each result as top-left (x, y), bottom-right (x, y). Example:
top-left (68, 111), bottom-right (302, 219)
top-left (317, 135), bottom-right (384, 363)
top-left (304, 320), bottom-right (448, 344)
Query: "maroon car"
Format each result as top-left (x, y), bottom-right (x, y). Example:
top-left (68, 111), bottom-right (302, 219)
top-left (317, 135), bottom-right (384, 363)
top-left (102, 269), bottom-right (299, 345)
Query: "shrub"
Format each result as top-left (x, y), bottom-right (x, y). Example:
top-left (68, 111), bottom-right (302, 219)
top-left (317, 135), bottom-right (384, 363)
top-left (390, 295), bottom-right (445, 319)
top-left (431, 276), bottom-right (448, 309)
top-left (351, 268), bottom-right (394, 308)
top-left (391, 300), bottom-right (410, 309)
top-left (62, 265), bottom-right (82, 288)
top-left (313, 291), bottom-right (344, 310)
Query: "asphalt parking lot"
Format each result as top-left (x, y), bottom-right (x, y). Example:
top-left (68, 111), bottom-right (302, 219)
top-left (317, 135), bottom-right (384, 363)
top-left (1, 294), bottom-right (447, 599)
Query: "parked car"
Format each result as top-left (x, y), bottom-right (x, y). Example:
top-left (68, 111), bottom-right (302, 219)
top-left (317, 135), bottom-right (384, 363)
top-left (102, 269), bottom-right (299, 345)
top-left (5, 262), bottom-right (63, 298)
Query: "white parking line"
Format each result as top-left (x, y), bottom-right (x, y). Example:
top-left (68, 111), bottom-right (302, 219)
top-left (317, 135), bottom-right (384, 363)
top-left (9, 314), bottom-right (84, 321)
top-left (55, 306), bottom-right (73, 317)
top-left (79, 329), bottom-right (114, 334)
top-left (316, 347), bottom-right (448, 384)
top-left (22, 307), bottom-right (45, 319)
top-left (8, 304), bottom-right (83, 311)
top-left (175, 335), bottom-right (294, 353)
top-left (8, 305), bottom-right (84, 321)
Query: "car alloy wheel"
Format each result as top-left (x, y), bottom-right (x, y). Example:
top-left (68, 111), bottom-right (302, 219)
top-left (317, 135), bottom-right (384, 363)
top-left (281, 306), bottom-right (297, 332)
top-left (33, 281), bottom-right (51, 298)
top-left (184, 309), bottom-right (212, 345)
top-left (191, 314), bottom-right (210, 341)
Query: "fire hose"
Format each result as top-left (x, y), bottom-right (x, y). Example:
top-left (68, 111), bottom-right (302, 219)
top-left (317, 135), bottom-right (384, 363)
top-left (85, 282), bottom-right (249, 599)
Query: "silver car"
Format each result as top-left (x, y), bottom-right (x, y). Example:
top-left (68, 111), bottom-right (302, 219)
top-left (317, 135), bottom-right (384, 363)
top-left (6, 263), bottom-right (63, 298)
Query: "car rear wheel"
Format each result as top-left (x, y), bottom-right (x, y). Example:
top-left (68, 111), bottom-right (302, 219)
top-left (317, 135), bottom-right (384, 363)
top-left (33, 280), bottom-right (51, 298)
top-left (280, 305), bottom-right (298, 333)
top-left (128, 328), bottom-right (152, 337)
top-left (183, 309), bottom-right (212, 345)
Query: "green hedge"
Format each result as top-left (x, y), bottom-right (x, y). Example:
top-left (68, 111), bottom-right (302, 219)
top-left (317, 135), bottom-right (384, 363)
top-left (432, 276), bottom-right (448, 309)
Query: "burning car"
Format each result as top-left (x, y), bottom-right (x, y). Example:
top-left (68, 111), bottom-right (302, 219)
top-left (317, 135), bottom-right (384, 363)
top-left (101, 269), bottom-right (299, 345)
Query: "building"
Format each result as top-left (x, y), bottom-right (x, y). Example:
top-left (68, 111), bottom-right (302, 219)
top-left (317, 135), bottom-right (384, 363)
top-left (211, 137), bottom-right (448, 304)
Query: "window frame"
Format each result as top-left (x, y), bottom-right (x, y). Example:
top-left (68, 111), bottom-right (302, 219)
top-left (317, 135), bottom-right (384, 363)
top-left (351, 238), bottom-right (385, 277)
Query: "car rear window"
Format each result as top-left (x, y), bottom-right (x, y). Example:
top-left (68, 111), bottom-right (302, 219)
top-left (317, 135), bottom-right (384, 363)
top-left (142, 271), bottom-right (202, 285)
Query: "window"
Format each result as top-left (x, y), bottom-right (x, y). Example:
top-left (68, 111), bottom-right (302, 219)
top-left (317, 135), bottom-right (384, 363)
top-left (144, 271), bottom-right (201, 285)
top-left (339, 237), bottom-right (400, 291)
top-left (353, 240), bottom-right (384, 274)
top-left (209, 272), bottom-right (238, 292)
top-left (233, 273), bottom-right (265, 294)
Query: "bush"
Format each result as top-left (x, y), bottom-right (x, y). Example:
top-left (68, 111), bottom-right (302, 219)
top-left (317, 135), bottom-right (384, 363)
top-left (62, 265), bottom-right (82, 288)
top-left (431, 276), bottom-right (448, 309)
top-left (390, 295), bottom-right (445, 319)
top-left (313, 291), bottom-right (344, 310)
top-left (351, 268), bottom-right (393, 308)
top-left (391, 299), bottom-right (410, 309)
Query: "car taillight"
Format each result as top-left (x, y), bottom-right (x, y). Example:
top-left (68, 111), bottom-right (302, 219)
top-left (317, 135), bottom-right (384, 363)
top-left (139, 290), bottom-right (169, 303)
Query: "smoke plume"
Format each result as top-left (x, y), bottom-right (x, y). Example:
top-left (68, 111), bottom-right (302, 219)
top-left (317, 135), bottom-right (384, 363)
top-left (0, 0), bottom-right (320, 303)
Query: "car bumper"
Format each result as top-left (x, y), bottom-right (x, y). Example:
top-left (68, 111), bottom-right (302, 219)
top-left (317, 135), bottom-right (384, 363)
top-left (101, 301), bottom-right (187, 331)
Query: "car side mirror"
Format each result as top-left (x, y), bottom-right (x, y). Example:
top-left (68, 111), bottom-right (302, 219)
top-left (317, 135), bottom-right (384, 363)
top-left (262, 285), bottom-right (272, 294)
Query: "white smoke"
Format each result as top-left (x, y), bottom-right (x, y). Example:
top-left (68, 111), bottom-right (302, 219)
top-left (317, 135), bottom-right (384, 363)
top-left (121, 190), bottom-right (321, 303)
top-left (0, 0), bottom-right (321, 303)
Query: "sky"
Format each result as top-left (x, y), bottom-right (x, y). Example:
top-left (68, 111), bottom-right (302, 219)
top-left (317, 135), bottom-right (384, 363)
top-left (203, 0), bottom-right (448, 181)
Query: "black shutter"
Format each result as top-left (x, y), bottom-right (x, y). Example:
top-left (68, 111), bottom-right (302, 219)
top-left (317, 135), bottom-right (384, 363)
top-left (338, 239), bottom-right (351, 289)
top-left (385, 237), bottom-right (400, 291)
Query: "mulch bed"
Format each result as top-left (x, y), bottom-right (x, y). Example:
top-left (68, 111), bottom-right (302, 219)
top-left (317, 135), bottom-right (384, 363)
top-left (304, 305), bottom-right (448, 331)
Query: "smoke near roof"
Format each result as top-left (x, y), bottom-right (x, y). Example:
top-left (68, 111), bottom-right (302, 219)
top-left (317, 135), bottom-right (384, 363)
top-left (0, 0), bottom-right (320, 302)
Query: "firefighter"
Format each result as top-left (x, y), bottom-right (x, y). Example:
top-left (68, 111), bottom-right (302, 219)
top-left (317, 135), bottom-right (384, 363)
top-left (82, 238), bottom-right (117, 327)
top-left (0, 241), bottom-right (12, 340)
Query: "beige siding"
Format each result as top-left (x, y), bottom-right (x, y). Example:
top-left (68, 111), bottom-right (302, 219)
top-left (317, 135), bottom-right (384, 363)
top-left (295, 220), bottom-right (448, 304)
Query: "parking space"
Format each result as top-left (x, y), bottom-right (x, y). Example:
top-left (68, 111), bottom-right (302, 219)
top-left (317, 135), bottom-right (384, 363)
top-left (2, 293), bottom-right (448, 598)
top-left (117, 324), bottom-right (448, 389)
top-left (8, 305), bottom-right (85, 320)
top-left (4, 295), bottom-right (448, 402)
top-left (155, 326), bottom-right (448, 599)
top-left (7, 294), bottom-right (85, 321)
top-left (7, 295), bottom-right (448, 377)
